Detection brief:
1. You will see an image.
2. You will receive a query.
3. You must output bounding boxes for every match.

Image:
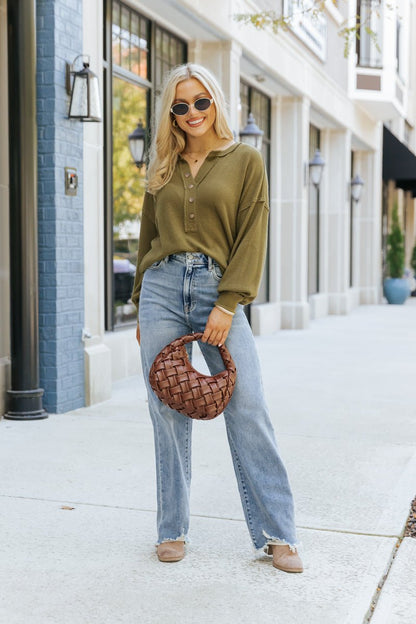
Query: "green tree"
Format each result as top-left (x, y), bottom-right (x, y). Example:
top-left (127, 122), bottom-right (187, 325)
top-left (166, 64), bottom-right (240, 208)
top-left (386, 204), bottom-right (405, 278)
top-left (410, 242), bottom-right (416, 275)
top-left (112, 77), bottom-right (147, 232)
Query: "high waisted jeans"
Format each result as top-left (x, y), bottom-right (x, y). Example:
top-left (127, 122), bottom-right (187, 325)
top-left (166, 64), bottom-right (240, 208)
top-left (139, 252), bottom-right (298, 550)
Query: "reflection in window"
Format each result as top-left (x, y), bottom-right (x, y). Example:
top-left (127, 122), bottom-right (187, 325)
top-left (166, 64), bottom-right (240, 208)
top-left (112, 78), bottom-right (147, 326)
top-left (112, 0), bottom-right (149, 79)
top-left (239, 82), bottom-right (271, 305)
top-left (107, 1), bottom-right (187, 329)
top-left (356, 0), bottom-right (383, 68)
top-left (308, 125), bottom-right (320, 296)
top-left (154, 25), bottom-right (187, 94)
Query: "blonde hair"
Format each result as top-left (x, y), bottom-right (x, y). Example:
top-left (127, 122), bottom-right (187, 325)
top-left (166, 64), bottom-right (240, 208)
top-left (146, 63), bottom-right (234, 194)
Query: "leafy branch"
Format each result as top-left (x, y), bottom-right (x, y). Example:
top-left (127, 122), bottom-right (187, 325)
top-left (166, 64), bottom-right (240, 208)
top-left (234, 0), bottom-right (391, 59)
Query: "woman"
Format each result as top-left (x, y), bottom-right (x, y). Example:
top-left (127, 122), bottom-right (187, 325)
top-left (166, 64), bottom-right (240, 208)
top-left (132, 63), bottom-right (303, 573)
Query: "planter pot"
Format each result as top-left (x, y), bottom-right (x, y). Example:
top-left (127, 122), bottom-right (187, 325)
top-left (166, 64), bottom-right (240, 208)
top-left (383, 278), bottom-right (410, 305)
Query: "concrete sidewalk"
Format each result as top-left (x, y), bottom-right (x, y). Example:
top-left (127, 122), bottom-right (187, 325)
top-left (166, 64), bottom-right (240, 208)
top-left (1, 301), bottom-right (416, 624)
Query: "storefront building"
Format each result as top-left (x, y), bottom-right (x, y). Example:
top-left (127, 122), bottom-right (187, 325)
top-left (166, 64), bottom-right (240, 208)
top-left (1, 0), bottom-right (415, 416)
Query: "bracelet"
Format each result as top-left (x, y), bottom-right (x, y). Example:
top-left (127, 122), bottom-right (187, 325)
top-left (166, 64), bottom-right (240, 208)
top-left (215, 305), bottom-right (235, 317)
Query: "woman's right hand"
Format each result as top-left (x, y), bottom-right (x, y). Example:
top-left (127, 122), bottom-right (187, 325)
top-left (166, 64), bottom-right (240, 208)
top-left (136, 323), bottom-right (141, 345)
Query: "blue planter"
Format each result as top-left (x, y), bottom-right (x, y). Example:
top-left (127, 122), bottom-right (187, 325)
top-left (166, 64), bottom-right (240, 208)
top-left (383, 278), bottom-right (410, 304)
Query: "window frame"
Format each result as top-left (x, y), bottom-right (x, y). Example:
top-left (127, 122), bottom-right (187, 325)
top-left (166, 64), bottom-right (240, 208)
top-left (103, 0), bottom-right (187, 331)
top-left (240, 80), bottom-right (271, 306)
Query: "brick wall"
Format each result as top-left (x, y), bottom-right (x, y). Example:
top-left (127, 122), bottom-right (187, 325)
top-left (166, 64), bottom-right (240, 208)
top-left (37, 0), bottom-right (85, 413)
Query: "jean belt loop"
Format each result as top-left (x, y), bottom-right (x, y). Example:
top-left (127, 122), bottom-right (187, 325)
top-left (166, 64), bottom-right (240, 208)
top-left (207, 256), bottom-right (213, 271)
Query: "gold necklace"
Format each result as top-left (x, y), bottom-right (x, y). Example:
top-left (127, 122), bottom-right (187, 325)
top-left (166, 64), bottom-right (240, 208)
top-left (182, 149), bottom-right (210, 163)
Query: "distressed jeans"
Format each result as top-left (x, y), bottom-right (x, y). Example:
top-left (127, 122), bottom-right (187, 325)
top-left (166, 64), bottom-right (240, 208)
top-left (139, 253), bottom-right (298, 550)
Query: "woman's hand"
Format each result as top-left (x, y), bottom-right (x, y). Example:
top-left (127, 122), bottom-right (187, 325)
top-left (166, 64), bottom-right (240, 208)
top-left (202, 307), bottom-right (233, 346)
top-left (136, 323), bottom-right (141, 345)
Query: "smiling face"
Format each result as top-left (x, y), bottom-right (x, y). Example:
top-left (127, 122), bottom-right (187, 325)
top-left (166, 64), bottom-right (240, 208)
top-left (172, 78), bottom-right (216, 141)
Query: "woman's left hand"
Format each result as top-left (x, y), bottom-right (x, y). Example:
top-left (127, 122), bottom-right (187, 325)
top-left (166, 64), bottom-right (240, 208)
top-left (202, 307), bottom-right (233, 346)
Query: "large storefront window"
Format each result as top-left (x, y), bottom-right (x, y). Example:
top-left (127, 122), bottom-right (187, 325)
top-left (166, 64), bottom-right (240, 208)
top-left (105, 1), bottom-right (186, 329)
top-left (240, 81), bottom-right (271, 305)
top-left (308, 125), bottom-right (320, 296)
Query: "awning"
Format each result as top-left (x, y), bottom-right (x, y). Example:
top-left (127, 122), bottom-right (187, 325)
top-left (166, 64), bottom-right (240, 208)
top-left (383, 126), bottom-right (416, 197)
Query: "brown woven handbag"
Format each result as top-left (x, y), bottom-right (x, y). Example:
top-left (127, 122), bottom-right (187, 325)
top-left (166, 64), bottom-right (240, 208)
top-left (149, 333), bottom-right (237, 420)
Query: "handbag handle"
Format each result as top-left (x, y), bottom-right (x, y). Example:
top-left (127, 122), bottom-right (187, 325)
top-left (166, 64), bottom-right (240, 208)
top-left (166, 332), bottom-right (234, 372)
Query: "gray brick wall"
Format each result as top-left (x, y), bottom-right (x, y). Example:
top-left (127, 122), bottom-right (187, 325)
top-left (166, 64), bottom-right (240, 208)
top-left (37, 0), bottom-right (85, 413)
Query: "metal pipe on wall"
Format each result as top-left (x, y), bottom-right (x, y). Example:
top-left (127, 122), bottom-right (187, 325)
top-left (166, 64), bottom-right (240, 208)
top-left (5, 0), bottom-right (46, 419)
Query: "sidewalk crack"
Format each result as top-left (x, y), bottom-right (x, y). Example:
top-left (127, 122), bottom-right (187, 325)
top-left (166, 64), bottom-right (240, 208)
top-left (363, 537), bottom-right (402, 623)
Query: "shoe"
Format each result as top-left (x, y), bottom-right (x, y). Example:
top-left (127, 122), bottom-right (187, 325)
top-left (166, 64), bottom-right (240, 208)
top-left (267, 544), bottom-right (303, 573)
top-left (156, 541), bottom-right (185, 563)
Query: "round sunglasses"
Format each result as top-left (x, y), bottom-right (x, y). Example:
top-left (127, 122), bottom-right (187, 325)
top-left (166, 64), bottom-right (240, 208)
top-left (170, 97), bottom-right (214, 116)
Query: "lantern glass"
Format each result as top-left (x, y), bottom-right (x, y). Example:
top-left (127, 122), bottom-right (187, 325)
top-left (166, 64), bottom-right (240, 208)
top-left (240, 113), bottom-right (263, 151)
top-left (68, 63), bottom-right (102, 122)
top-left (69, 73), bottom-right (88, 117)
top-left (88, 73), bottom-right (101, 120)
top-left (128, 136), bottom-right (144, 164)
top-left (128, 121), bottom-right (146, 168)
top-left (351, 174), bottom-right (364, 202)
top-left (309, 149), bottom-right (325, 188)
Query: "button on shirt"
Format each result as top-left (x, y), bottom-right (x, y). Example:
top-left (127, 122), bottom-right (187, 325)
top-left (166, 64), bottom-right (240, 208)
top-left (132, 143), bottom-right (269, 313)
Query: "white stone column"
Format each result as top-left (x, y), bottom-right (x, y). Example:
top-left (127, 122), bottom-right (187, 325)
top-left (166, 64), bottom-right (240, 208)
top-left (82, 0), bottom-right (112, 405)
top-left (326, 129), bottom-right (352, 314)
top-left (188, 40), bottom-right (241, 135)
top-left (355, 138), bottom-right (383, 304)
top-left (278, 96), bottom-right (310, 329)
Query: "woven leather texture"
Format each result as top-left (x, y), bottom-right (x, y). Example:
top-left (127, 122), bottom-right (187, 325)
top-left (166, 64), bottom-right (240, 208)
top-left (149, 333), bottom-right (237, 420)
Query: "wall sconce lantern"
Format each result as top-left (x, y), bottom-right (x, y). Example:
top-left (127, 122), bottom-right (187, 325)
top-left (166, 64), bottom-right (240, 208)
top-left (128, 120), bottom-right (147, 168)
top-left (66, 55), bottom-right (102, 122)
top-left (309, 149), bottom-right (325, 188)
top-left (350, 174), bottom-right (364, 203)
top-left (240, 113), bottom-right (263, 151)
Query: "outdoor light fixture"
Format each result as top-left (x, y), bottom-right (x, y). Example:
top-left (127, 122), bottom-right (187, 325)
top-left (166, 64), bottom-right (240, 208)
top-left (66, 55), bottom-right (102, 122)
top-left (309, 148), bottom-right (325, 188)
top-left (350, 174), bottom-right (364, 203)
top-left (240, 113), bottom-right (263, 150)
top-left (128, 120), bottom-right (147, 168)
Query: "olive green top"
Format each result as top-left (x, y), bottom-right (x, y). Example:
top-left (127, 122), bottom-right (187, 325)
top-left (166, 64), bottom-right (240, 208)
top-left (131, 142), bottom-right (269, 313)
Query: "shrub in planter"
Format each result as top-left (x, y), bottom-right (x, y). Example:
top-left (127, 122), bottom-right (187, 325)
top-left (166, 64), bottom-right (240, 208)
top-left (383, 204), bottom-right (410, 304)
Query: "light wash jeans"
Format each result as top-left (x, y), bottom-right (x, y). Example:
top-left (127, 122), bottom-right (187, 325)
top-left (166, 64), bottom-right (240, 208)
top-left (139, 252), bottom-right (298, 551)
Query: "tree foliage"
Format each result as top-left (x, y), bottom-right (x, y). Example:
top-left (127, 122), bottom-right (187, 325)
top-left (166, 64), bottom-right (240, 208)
top-left (410, 242), bottom-right (416, 275)
top-left (386, 204), bottom-right (405, 278)
top-left (234, 0), bottom-right (387, 58)
top-left (112, 77), bottom-right (147, 233)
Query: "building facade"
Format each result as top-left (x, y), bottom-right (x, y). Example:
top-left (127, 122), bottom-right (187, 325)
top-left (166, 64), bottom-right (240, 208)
top-left (1, 0), bottom-right (416, 416)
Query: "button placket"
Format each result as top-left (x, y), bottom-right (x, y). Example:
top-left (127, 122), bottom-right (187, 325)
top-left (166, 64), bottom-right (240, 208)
top-left (181, 162), bottom-right (198, 233)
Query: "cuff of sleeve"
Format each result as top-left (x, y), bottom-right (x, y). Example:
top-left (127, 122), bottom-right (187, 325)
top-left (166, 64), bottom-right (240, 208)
top-left (215, 291), bottom-right (242, 314)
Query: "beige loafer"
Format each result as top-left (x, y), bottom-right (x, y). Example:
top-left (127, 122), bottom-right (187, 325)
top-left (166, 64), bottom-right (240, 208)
top-left (156, 540), bottom-right (185, 563)
top-left (267, 544), bottom-right (303, 573)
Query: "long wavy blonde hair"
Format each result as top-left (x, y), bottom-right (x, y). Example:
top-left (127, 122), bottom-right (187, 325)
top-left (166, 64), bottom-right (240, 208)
top-left (146, 63), bottom-right (234, 194)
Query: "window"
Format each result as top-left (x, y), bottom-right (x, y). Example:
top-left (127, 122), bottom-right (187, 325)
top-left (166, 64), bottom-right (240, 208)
top-left (240, 81), bottom-right (271, 305)
top-left (104, 1), bottom-right (186, 329)
top-left (283, 0), bottom-right (327, 61)
top-left (308, 125), bottom-right (320, 296)
top-left (356, 0), bottom-right (383, 68)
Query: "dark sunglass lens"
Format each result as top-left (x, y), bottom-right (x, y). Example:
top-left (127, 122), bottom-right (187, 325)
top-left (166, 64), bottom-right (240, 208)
top-left (172, 103), bottom-right (189, 115)
top-left (194, 98), bottom-right (211, 111)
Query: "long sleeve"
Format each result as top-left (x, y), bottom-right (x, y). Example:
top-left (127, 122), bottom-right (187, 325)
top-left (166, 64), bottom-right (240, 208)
top-left (131, 192), bottom-right (157, 309)
top-left (215, 149), bottom-right (269, 312)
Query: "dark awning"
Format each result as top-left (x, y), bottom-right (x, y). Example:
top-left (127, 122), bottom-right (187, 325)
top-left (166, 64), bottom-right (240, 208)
top-left (383, 126), bottom-right (416, 197)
